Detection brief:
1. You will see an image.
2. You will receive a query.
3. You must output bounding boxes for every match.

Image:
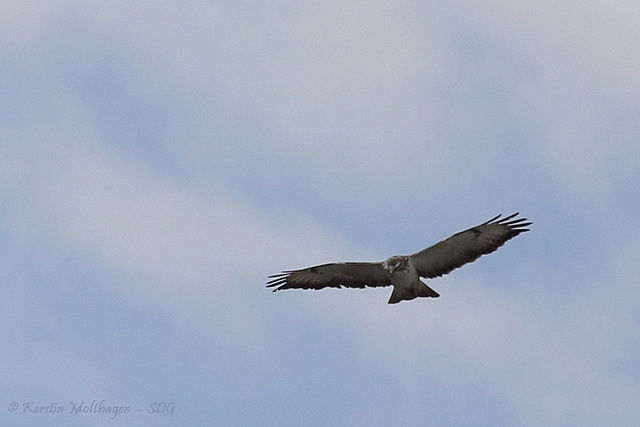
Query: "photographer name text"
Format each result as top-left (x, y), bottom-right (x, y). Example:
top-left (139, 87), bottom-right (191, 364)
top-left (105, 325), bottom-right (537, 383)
top-left (8, 400), bottom-right (175, 420)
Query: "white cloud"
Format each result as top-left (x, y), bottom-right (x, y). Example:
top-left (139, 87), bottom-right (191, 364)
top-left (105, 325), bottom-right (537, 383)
top-left (23, 1), bottom-right (463, 198)
top-left (304, 270), bottom-right (640, 425)
top-left (6, 132), bottom-right (343, 300)
top-left (446, 1), bottom-right (640, 200)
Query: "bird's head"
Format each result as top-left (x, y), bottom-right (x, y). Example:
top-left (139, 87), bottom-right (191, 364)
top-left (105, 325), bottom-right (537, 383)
top-left (382, 255), bottom-right (409, 275)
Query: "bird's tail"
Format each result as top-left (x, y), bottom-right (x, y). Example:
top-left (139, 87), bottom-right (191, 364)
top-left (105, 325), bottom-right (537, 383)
top-left (388, 281), bottom-right (439, 304)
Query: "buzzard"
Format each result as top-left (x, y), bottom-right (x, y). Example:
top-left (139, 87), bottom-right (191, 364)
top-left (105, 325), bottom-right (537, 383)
top-left (267, 213), bottom-right (531, 304)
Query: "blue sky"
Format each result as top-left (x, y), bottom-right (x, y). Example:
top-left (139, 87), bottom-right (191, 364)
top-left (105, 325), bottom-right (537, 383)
top-left (2, 1), bottom-right (639, 426)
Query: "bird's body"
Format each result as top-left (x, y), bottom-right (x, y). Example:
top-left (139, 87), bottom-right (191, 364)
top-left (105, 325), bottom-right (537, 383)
top-left (383, 255), bottom-right (440, 304)
top-left (267, 213), bottom-right (531, 304)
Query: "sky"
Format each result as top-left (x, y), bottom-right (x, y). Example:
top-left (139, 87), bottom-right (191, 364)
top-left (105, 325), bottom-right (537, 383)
top-left (1, 1), bottom-right (639, 426)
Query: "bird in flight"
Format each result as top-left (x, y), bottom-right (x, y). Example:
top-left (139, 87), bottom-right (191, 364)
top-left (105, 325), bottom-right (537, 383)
top-left (267, 213), bottom-right (531, 304)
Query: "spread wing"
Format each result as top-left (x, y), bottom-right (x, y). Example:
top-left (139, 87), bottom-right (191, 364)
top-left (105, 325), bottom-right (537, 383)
top-left (409, 213), bottom-right (531, 279)
top-left (267, 262), bottom-right (391, 291)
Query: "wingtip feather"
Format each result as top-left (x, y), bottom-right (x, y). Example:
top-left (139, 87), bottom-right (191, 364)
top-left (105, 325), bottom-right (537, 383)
top-left (488, 213), bottom-right (532, 232)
